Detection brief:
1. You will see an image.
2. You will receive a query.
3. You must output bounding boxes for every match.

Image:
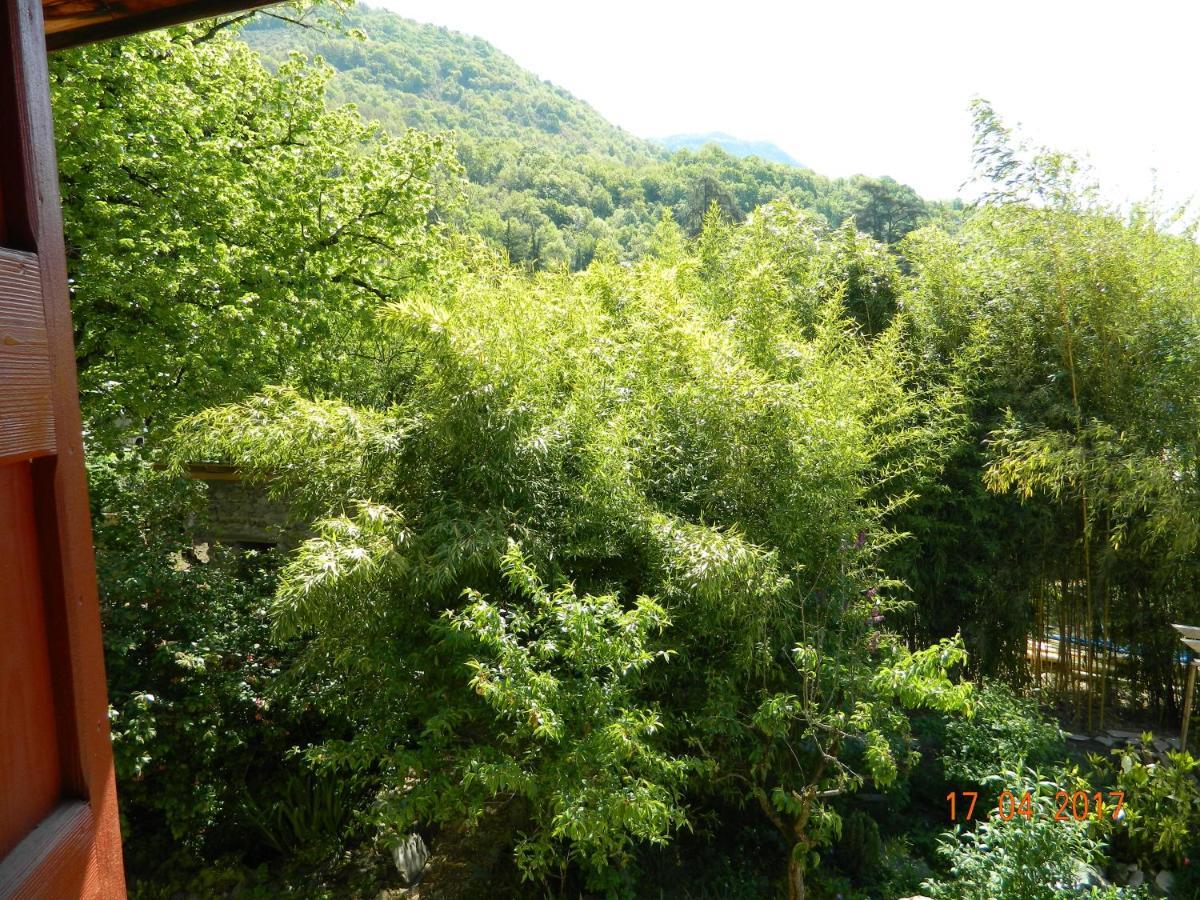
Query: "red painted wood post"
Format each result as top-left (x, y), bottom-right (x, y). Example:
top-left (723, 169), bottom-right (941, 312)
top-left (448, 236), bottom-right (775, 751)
top-left (0, 0), bottom-right (125, 895)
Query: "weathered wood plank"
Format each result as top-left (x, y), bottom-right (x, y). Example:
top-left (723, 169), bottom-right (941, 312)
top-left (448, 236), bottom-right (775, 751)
top-left (0, 801), bottom-right (94, 899)
top-left (0, 249), bottom-right (53, 465)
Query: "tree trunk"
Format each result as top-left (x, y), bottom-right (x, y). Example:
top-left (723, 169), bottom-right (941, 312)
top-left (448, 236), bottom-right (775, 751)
top-left (787, 851), bottom-right (805, 900)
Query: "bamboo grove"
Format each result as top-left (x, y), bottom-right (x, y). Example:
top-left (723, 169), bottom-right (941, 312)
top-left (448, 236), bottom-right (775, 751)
top-left (894, 103), bottom-right (1200, 729)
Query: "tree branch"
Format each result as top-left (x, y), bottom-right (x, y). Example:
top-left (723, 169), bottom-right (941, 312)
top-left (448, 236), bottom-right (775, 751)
top-left (192, 12), bottom-right (257, 45)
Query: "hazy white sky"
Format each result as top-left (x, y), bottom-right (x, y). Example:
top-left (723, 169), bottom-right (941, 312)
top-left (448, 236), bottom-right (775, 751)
top-left (367, 0), bottom-right (1199, 206)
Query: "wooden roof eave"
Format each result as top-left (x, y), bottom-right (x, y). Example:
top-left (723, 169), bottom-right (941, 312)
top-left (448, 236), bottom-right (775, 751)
top-left (43, 0), bottom-right (282, 51)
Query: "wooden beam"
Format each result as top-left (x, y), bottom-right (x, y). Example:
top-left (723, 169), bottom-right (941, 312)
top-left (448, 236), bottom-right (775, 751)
top-left (44, 0), bottom-right (282, 51)
top-left (183, 462), bottom-right (242, 481)
top-left (0, 802), bottom-right (94, 897)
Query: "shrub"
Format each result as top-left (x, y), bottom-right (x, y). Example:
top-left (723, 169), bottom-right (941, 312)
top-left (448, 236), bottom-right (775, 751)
top-left (91, 457), bottom-right (339, 880)
top-left (924, 768), bottom-right (1110, 900)
top-left (942, 682), bottom-right (1065, 783)
top-left (240, 769), bottom-right (361, 864)
top-left (875, 835), bottom-right (932, 898)
top-left (1091, 740), bottom-right (1200, 871)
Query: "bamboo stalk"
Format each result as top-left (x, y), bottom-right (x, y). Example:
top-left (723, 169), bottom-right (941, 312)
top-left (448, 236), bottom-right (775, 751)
top-left (1034, 574), bottom-right (1044, 688)
top-left (1083, 513), bottom-right (1094, 732)
top-left (1098, 540), bottom-right (1111, 728)
top-left (1058, 568), bottom-right (1069, 702)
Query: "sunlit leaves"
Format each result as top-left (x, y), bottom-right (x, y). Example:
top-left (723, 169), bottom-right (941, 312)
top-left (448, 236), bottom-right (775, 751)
top-left (53, 25), bottom-right (457, 448)
top-left (174, 201), bottom-right (964, 885)
top-left (275, 502), bottom-right (411, 639)
top-left (438, 543), bottom-right (687, 879)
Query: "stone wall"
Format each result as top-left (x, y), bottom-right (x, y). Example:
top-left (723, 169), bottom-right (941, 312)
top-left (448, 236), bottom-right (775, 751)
top-left (186, 466), bottom-right (304, 553)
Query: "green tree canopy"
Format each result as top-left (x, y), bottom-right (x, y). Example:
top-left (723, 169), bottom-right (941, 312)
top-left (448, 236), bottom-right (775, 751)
top-left (53, 25), bottom-right (460, 449)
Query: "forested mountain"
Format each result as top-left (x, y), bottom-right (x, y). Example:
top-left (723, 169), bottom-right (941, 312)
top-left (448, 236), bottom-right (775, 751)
top-left (657, 131), bottom-right (803, 167)
top-left (242, 6), bottom-right (959, 269)
top-left (243, 6), bottom-right (655, 161)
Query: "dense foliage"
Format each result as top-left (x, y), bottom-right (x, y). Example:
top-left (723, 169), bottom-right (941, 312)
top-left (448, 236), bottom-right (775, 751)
top-left (169, 205), bottom-right (971, 897)
top-left (90, 459), bottom-right (342, 883)
top-left (50, 8), bottom-right (1200, 898)
top-left (894, 104), bottom-right (1200, 727)
top-left (941, 683), bottom-right (1066, 783)
top-left (925, 769), bottom-right (1113, 900)
top-left (53, 25), bottom-right (460, 450)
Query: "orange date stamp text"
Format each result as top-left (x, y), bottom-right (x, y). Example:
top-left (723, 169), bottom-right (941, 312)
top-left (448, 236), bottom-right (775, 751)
top-left (946, 789), bottom-right (1125, 822)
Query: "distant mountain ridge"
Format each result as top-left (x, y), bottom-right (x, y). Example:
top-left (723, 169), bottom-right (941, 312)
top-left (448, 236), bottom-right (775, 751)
top-left (656, 132), bottom-right (803, 168)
